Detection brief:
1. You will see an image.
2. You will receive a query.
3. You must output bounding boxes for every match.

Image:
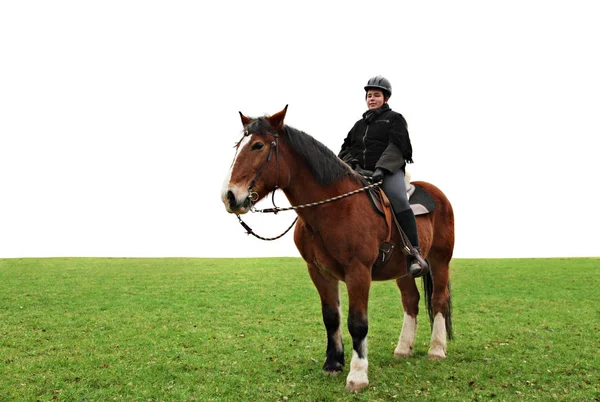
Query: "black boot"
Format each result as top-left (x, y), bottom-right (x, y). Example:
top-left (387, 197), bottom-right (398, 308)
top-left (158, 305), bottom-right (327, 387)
top-left (407, 247), bottom-right (429, 278)
top-left (395, 209), bottom-right (429, 278)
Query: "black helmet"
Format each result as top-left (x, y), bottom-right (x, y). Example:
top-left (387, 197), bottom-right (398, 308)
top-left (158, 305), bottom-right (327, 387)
top-left (364, 75), bottom-right (392, 98)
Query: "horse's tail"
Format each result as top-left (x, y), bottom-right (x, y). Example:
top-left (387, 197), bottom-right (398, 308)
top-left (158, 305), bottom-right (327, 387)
top-left (422, 269), bottom-right (454, 340)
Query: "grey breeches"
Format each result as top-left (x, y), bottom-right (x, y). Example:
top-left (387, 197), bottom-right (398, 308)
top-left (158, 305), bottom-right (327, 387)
top-left (381, 170), bottom-right (410, 212)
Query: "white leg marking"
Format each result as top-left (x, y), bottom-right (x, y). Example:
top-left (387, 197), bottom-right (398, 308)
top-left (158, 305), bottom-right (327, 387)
top-left (428, 312), bottom-right (447, 360)
top-left (394, 313), bottom-right (417, 358)
top-left (333, 305), bottom-right (343, 350)
top-left (333, 329), bottom-right (343, 352)
top-left (346, 343), bottom-right (369, 392)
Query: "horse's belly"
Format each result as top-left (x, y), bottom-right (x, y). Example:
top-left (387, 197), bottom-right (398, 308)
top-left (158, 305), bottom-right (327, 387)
top-left (371, 255), bottom-right (406, 281)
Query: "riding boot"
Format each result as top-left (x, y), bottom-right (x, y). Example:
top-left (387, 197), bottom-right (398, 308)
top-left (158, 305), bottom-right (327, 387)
top-left (395, 209), bottom-right (429, 278)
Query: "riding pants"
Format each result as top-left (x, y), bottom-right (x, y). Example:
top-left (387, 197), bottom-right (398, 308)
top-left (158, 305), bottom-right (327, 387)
top-left (381, 169), bottom-right (410, 212)
top-left (381, 169), bottom-right (419, 247)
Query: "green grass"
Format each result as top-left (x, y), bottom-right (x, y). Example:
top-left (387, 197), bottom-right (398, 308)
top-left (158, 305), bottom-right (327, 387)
top-left (1, 257), bottom-right (599, 401)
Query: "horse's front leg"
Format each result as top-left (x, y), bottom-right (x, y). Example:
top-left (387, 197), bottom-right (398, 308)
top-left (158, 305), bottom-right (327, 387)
top-left (307, 264), bottom-right (344, 374)
top-left (394, 277), bottom-right (420, 358)
top-left (345, 268), bottom-right (371, 392)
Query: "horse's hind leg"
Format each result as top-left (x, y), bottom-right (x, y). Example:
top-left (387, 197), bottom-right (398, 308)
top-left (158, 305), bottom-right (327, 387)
top-left (307, 264), bottom-right (345, 374)
top-left (426, 253), bottom-right (452, 360)
top-left (394, 277), bottom-right (420, 358)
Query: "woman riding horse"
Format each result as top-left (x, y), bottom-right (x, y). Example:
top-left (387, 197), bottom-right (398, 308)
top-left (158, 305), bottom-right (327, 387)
top-left (338, 75), bottom-right (427, 278)
top-left (223, 105), bottom-right (454, 392)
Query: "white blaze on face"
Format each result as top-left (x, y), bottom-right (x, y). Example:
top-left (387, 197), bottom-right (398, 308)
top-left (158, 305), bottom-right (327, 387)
top-left (221, 135), bottom-right (251, 209)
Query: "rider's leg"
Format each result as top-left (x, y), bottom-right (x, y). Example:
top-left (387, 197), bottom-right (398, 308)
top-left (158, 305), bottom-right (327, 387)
top-left (381, 170), bottom-right (429, 278)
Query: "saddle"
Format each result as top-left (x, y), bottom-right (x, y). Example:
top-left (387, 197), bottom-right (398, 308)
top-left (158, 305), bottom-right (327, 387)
top-left (367, 181), bottom-right (437, 218)
top-left (358, 168), bottom-right (437, 268)
top-left (406, 183), bottom-right (437, 216)
top-left (357, 167), bottom-right (437, 218)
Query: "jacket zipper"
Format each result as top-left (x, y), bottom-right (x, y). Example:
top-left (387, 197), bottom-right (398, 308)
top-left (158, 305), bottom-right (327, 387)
top-left (362, 125), bottom-right (369, 167)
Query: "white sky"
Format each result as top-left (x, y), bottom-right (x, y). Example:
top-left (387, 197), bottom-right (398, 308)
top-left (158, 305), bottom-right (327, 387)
top-left (1, 1), bottom-right (599, 259)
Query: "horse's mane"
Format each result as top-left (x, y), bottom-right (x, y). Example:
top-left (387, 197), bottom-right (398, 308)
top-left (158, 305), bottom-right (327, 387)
top-left (245, 117), bottom-right (352, 186)
top-left (283, 125), bottom-right (352, 186)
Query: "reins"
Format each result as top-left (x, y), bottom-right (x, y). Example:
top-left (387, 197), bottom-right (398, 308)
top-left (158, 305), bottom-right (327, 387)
top-left (251, 179), bottom-right (383, 214)
top-left (234, 130), bottom-right (383, 241)
top-left (238, 179), bottom-right (382, 241)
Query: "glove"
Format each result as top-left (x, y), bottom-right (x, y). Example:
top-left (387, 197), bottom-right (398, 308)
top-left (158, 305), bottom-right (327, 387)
top-left (372, 168), bottom-right (386, 183)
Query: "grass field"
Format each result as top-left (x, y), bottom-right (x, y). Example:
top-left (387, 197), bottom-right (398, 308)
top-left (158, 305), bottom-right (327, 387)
top-left (1, 257), bottom-right (599, 401)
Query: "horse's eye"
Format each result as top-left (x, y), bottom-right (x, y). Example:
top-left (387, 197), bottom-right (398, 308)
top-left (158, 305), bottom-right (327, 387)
top-left (251, 142), bottom-right (264, 151)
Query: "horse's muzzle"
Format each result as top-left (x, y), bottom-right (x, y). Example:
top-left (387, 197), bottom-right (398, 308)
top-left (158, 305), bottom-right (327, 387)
top-left (223, 188), bottom-right (252, 214)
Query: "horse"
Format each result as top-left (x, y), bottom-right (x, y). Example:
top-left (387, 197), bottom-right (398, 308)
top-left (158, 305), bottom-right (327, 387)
top-left (221, 106), bottom-right (455, 392)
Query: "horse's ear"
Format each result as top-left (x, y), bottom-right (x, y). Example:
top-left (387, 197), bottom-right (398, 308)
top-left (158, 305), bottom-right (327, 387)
top-left (239, 112), bottom-right (252, 127)
top-left (267, 105), bottom-right (288, 129)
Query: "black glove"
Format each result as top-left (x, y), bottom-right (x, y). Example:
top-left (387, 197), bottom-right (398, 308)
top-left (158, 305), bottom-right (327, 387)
top-left (372, 168), bottom-right (386, 183)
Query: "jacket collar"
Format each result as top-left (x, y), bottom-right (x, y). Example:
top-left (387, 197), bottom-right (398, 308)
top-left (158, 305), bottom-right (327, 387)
top-left (362, 103), bottom-right (391, 123)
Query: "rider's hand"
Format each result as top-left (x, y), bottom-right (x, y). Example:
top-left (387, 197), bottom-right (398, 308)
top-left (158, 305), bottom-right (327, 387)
top-left (372, 168), bottom-right (386, 183)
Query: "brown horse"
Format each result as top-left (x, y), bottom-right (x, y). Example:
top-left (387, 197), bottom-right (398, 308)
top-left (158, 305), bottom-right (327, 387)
top-left (221, 106), bottom-right (454, 392)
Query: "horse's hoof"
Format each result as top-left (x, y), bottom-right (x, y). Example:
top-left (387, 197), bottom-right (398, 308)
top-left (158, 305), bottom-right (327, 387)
top-left (346, 378), bottom-right (369, 392)
top-left (393, 351), bottom-right (412, 358)
top-left (393, 346), bottom-right (413, 358)
top-left (428, 348), bottom-right (446, 360)
top-left (323, 361), bottom-right (344, 375)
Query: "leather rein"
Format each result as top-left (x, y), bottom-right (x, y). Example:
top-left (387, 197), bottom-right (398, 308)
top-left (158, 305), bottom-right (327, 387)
top-left (235, 131), bottom-right (382, 241)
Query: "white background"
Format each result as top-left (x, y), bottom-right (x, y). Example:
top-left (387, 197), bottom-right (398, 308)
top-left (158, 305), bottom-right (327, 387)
top-left (1, 1), bottom-right (599, 259)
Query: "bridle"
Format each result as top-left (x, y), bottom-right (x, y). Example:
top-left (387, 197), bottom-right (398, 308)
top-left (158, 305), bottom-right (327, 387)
top-left (245, 130), bottom-right (280, 205)
top-left (234, 129), bottom-right (297, 241)
top-left (233, 129), bottom-right (382, 241)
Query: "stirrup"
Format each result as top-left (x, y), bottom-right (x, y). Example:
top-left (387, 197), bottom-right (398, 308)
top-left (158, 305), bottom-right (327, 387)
top-left (407, 248), bottom-right (429, 279)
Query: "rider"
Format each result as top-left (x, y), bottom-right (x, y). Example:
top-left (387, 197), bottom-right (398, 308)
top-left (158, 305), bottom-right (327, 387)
top-left (338, 75), bottom-right (428, 278)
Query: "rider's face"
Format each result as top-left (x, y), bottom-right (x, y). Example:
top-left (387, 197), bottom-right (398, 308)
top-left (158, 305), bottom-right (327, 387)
top-left (366, 90), bottom-right (385, 110)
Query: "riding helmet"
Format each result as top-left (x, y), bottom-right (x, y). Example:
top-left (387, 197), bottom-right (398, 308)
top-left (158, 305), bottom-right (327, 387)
top-left (364, 75), bottom-right (392, 98)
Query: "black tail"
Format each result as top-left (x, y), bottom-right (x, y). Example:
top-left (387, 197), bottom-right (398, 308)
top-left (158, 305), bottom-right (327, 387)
top-left (422, 267), bottom-right (453, 340)
top-left (445, 282), bottom-right (453, 340)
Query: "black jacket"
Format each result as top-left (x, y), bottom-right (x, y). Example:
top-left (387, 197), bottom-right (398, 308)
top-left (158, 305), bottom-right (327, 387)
top-left (338, 104), bottom-right (413, 173)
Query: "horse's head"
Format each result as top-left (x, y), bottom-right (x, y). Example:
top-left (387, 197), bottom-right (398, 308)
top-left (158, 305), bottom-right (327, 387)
top-left (221, 106), bottom-right (289, 215)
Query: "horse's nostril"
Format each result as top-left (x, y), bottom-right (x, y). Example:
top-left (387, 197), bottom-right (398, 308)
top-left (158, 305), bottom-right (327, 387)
top-left (227, 190), bottom-right (236, 206)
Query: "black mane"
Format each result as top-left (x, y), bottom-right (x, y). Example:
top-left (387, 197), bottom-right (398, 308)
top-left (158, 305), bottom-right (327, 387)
top-left (283, 125), bottom-right (351, 186)
top-left (244, 117), bottom-right (351, 186)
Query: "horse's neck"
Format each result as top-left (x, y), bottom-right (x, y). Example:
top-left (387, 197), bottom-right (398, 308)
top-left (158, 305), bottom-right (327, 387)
top-left (281, 164), bottom-right (360, 221)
